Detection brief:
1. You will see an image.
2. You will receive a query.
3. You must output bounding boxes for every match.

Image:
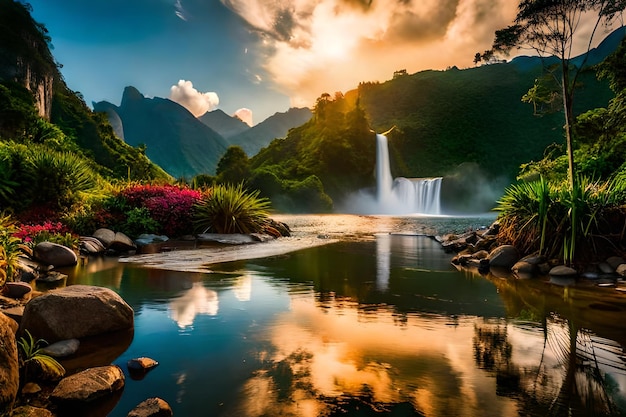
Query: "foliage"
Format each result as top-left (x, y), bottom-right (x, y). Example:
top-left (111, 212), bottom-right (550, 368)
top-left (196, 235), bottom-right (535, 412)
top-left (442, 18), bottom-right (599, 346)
top-left (17, 330), bottom-right (65, 383)
top-left (495, 175), bottom-right (626, 266)
top-left (249, 95), bottom-right (374, 211)
top-left (26, 148), bottom-right (98, 209)
top-left (485, 0), bottom-right (626, 189)
top-left (216, 146), bottom-right (250, 185)
top-left (13, 221), bottom-right (78, 250)
top-left (0, 212), bottom-right (26, 286)
top-left (120, 207), bottom-right (160, 238)
top-left (193, 183), bottom-right (271, 234)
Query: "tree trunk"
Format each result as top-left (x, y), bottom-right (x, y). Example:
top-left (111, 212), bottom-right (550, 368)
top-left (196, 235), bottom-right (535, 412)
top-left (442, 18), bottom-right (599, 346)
top-left (561, 60), bottom-right (575, 191)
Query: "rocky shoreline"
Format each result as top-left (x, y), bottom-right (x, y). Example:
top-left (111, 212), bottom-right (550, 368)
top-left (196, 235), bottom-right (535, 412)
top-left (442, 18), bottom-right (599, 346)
top-left (2, 216), bottom-right (625, 416)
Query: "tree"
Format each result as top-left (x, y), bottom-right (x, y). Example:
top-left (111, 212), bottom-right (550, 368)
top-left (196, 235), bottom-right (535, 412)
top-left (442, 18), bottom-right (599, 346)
top-left (216, 145), bottom-right (250, 185)
top-left (486, 0), bottom-right (625, 189)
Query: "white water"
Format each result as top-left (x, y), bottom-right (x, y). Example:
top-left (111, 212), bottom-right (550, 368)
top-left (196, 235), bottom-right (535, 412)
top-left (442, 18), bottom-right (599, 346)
top-left (375, 133), bottom-right (442, 215)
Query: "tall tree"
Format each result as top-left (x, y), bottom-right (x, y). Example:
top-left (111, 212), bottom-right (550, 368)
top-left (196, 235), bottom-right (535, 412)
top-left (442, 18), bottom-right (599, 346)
top-left (486, 0), bottom-right (625, 189)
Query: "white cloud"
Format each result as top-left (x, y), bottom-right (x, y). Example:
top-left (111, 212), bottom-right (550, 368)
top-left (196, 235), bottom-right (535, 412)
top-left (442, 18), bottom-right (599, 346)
top-left (169, 79), bottom-right (219, 117)
top-left (234, 108), bottom-right (253, 126)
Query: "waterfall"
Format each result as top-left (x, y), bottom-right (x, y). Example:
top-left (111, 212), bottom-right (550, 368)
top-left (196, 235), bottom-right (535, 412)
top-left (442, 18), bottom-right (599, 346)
top-left (375, 133), bottom-right (442, 215)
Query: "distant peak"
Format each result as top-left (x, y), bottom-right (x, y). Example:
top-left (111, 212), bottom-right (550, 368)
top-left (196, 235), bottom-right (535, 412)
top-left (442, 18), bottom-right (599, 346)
top-left (121, 86), bottom-right (144, 106)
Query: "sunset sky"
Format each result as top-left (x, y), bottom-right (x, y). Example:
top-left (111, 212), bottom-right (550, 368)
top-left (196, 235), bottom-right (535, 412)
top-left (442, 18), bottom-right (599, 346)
top-left (28, 0), bottom-right (611, 124)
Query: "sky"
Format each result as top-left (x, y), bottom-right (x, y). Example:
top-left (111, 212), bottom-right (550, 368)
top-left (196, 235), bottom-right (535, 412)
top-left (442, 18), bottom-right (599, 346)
top-left (28, 0), bottom-right (614, 125)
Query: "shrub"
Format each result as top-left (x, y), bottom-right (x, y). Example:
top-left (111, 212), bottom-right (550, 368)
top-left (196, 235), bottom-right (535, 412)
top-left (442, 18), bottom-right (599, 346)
top-left (119, 184), bottom-right (204, 236)
top-left (18, 330), bottom-right (65, 383)
top-left (0, 212), bottom-right (25, 285)
top-left (26, 149), bottom-right (98, 209)
top-left (193, 183), bottom-right (271, 234)
top-left (495, 175), bottom-right (626, 265)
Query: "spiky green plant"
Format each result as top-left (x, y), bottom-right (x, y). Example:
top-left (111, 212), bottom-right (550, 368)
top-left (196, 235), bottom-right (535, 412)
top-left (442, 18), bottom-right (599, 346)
top-left (0, 212), bottom-right (24, 286)
top-left (17, 330), bottom-right (65, 383)
top-left (26, 149), bottom-right (98, 209)
top-left (496, 175), bottom-right (626, 266)
top-left (193, 183), bottom-right (271, 234)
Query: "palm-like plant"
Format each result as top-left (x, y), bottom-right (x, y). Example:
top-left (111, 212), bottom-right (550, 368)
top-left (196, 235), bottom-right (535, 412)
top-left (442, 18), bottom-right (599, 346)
top-left (18, 330), bottom-right (65, 383)
top-left (193, 183), bottom-right (271, 234)
top-left (0, 212), bottom-right (24, 286)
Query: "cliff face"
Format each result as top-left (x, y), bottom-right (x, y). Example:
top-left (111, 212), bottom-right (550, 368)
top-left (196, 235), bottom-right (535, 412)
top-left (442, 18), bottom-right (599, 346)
top-left (0, 0), bottom-right (57, 119)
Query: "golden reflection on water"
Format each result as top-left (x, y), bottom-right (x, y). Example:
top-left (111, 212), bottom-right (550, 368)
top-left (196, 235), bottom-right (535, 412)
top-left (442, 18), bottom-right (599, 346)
top-left (231, 288), bottom-right (626, 417)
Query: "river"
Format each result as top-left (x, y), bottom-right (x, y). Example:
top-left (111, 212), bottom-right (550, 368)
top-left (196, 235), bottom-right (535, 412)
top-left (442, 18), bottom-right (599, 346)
top-left (54, 214), bottom-right (626, 417)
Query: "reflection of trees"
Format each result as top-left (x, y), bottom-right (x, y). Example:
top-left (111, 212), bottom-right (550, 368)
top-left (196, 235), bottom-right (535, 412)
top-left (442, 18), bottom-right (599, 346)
top-left (473, 315), bottom-right (626, 416)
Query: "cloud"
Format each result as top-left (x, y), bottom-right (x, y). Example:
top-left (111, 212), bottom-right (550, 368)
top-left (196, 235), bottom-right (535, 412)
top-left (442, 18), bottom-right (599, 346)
top-left (174, 0), bottom-right (188, 21)
top-left (169, 79), bottom-right (219, 117)
top-left (220, 0), bottom-right (520, 107)
top-left (234, 108), bottom-right (253, 126)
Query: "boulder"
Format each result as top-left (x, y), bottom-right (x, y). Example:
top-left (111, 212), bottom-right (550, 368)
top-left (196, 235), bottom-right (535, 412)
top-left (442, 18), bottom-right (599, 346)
top-left (549, 265), bottom-right (578, 278)
top-left (109, 232), bottom-right (137, 252)
top-left (598, 262), bottom-right (614, 274)
top-left (93, 228), bottom-right (116, 248)
top-left (32, 242), bottom-right (77, 268)
top-left (127, 357), bottom-right (159, 371)
top-left (80, 236), bottom-right (106, 255)
top-left (606, 256), bottom-right (625, 271)
top-left (127, 397), bottom-right (173, 417)
top-left (0, 313), bottom-right (19, 416)
top-left (512, 261), bottom-right (536, 275)
top-left (9, 405), bottom-right (53, 416)
top-left (19, 285), bottom-right (134, 343)
top-left (134, 234), bottom-right (169, 247)
top-left (2, 281), bottom-right (32, 299)
top-left (617, 264), bottom-right (626, 278)
top-left (40, 338), bottom-right (80, 358)
top-left (487, 245), bottom-right (520, 269)
top-left (50, 365), bottom-right (125, 403)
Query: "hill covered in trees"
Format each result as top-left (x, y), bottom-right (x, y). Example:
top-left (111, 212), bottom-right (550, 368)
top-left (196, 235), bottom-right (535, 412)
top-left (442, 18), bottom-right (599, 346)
top-left (240, 28), bottom-right (623, 213)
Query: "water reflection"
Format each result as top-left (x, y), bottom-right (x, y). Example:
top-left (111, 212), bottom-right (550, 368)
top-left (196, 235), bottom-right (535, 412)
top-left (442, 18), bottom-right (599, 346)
top-left (169, 282), bottom-right (219, 328)
top-left (63, 231), bottom-right (626, 417)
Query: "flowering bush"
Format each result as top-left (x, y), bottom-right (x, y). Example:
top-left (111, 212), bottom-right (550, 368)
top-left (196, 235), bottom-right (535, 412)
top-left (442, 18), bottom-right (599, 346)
top-left (13, 221), bottom-right (66, 243)
top-left (117, 184), bottom-right (204, 237)
top-left (13, 221), bottom-right (78, 250)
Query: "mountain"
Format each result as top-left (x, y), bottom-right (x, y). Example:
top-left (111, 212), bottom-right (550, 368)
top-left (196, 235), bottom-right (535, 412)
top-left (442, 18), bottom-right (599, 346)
top-left (94, 87), bottom-right (230, 178)
top-left (198, 109), bottom-right (250, 139)
top-left (0, 0), bottom-right (168, 181)
top-left (228, 107), bottom-right (313, 156)
top-left (249, 28), bottom-right (625, 213)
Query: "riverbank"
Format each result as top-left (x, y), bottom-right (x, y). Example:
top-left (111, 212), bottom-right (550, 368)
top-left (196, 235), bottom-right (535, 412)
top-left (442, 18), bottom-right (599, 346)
top-left (118, 213), bottom-right (494, 272)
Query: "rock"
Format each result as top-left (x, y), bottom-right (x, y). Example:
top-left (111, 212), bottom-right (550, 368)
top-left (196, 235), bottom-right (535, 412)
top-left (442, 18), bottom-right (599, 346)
top-left (127, 397), bottom-right (173, 417)
top-left (549, 265), bottom-right (578, 278)
top-left (109, 232), bottom-right (137, 252)
top-left (10, 405), bottom-right (53, 416)
top-left (487, 245), bottom-right (520, 269)
top-left (0, 313), bottom-right (19, 416)
top-left (80, 236), bottom-right (106, 254)
top-left (32, 242), bottom-right (77, 268)
top-left (19, 285), bottom-right (134, 343)
top-left (127, 357), bottom-right (159, 371)
top-left (472, 250), bottom-right (490, 260)
top-left (2, 306), bottom-right (24, 324)
top-left (17, 259), bottom-right (38, 282)
top-left (269, 220), bottom-right (291, 237)
top-left (512, 261), bottom-right (536, 275)
top-left (598, 262), bottom-right (614, 274)
top-left (50, 365), bottom-right (125, 403)
top-left (93, 228), bottom-right (116, 248)
top-left (2, 281), bottom-right (32, 299)
top-left (21, 382), bottom-right (42, 395)
top-left (606, 256), bottom-right (625, 270)
top-left (134, 234), bottom-right (169, 246)
top-left (40, 338), bottom-right (80, 358)
top-left (616, 264), bottom-right (626, 277)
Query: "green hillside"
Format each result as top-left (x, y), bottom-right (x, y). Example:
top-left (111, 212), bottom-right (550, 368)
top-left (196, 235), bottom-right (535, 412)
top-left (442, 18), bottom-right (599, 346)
top-left (357, 63), bottom-right (612, 181)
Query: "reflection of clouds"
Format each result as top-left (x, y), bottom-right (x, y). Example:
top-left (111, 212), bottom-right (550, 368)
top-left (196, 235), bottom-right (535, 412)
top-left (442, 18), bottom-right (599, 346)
top-left (375, 233), bottom-right (390, 292)
top-left (233, 275), bottom-right (252, 302)
top-left (168, 282), bottom-right (218, 328)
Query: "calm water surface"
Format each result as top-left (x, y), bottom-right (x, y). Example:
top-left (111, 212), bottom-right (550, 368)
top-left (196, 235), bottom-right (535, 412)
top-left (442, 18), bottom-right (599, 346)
top-left (57, 215), bottom-right (626, 416)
